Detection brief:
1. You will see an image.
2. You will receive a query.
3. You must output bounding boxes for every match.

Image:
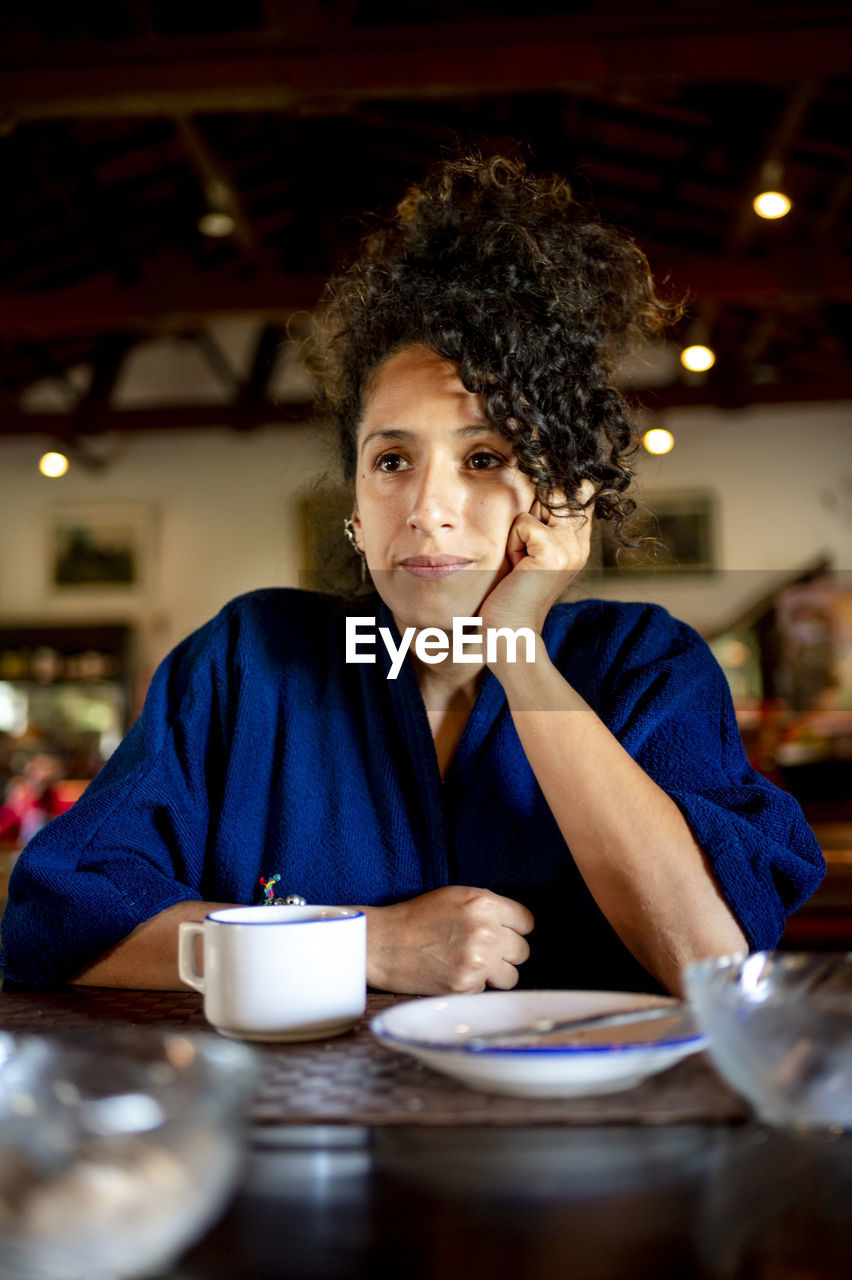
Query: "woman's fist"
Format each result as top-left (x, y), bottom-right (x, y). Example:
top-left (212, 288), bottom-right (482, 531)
top-left (479, 479), bottom-right (596, 639)
top-left (360, 886), bottom-right (534, 995)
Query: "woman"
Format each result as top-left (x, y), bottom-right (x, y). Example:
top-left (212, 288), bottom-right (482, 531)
top-left (1, 153), bottom-right (823, 994)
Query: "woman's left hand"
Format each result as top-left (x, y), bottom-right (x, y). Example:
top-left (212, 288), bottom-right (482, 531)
top-left (479, 479), bottom-right (596, 638)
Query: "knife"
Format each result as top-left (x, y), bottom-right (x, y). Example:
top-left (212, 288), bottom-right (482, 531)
top-left (464, 1002), bottom-right (697, 1050)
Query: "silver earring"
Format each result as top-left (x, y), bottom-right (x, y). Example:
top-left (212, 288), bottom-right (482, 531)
top-left (343, 517), bottom-right (367, 583)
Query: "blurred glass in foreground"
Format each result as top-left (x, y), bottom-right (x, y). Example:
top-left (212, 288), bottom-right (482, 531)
top-left (684, 951), bottom-right (852, 1133)
top-left (0, 1027), bottom-right (258, 1279)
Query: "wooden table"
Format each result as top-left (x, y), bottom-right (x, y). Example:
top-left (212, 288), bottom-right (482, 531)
top-left (2, 989), bottom-right (850, 1279)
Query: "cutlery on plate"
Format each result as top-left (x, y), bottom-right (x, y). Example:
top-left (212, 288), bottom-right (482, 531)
top-left (464, 1002), bottom-right (697, 1050)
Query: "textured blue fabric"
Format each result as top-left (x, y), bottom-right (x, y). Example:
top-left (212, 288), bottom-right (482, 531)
top-left (1, 589), bottom-right (824, 990)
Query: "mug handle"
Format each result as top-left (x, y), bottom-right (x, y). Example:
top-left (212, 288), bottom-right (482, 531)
top-left (178, 921), bottom-right (205, 992)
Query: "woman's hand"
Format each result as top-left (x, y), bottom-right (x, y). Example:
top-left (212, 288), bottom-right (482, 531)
top-left (478, 479), bottom-right (596, 639)
top-left (360, 886), bottom-right (534, 995)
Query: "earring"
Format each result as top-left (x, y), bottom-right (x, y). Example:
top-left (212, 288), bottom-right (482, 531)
top-left (343, 517), bottom-right (367, 583)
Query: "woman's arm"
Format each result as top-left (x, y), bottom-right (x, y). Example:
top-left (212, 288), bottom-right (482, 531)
top-left (70, 900), bottom-right (233, 990)
top-left (68, 890), bottom-right (534, 994)
top-left (490, 640), bottom-right (747, 994)
top-left (479, 486), bottom-right (747, 994)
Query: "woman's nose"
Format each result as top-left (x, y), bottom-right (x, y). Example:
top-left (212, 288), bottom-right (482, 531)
top-left (406, 460), bottom-right (462, 533)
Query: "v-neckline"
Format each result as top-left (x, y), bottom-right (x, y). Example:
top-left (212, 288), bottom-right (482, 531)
top-left (367, 599), bottom-right (565, 887)
top-left (376, 600), bottom-right (507, 793)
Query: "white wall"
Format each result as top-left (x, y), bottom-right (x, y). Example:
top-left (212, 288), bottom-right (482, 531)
top-left (576, 401), bottom-right (852, 634)
top-left (0, 399), bottom-right (850, 696)
top-left (0, 422), bottom-right (334, 696)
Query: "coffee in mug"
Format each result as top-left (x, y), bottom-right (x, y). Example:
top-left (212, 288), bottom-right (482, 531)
top-left (178, 905), bottom-right (366, 1042)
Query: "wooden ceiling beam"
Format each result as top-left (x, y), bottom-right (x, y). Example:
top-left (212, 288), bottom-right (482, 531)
top-left (0, 268), bottom-right (326, 339)
top-left (4, 370), bottom-right (852, 441)
top-left (631, 378), bottom-right (852, 410)
top-left (1, 247), bottom-right (850, 341)
top-left (76, 334), bottom-right (132, 415)
top-left (645, 245), bottom-right (852, 310)
top-left (242, 324), bottom-right (287, 403)
top-left (0, 402), bottom-right (314, 437)
top-left (3, 13), bottom-right (852, 122)
top-left (173, 115), bottom-right (259, 257)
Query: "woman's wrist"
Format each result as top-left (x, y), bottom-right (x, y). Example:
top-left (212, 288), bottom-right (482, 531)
top-left (487, 632), bottom-right (554, 699)
top-left (357, 904), bottom-right (387, 990)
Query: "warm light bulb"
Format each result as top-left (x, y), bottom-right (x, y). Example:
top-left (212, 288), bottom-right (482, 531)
top-left (719, 639), bottom-right (750, 669)
top-left (38, 451), bottom-right (69, 477)
top-left (198, 210), bottom-right (235, 238)
top-left (753, 191), bottom-right (792, 220)
top-left (642, 429), bottom-right (674, 456)
top-left (681, 344), bottom-right (716, 373)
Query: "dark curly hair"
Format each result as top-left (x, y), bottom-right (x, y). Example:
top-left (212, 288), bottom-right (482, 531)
top-left (314, 150), bottom-right (677, 538)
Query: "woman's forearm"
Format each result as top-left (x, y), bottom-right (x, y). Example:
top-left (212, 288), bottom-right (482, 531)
top-left (71, 892), bottom-right (534, 996)
top-left (493, 637), bottom-right (747, 993)
top-left (70, 900), bottom-right (232, 990)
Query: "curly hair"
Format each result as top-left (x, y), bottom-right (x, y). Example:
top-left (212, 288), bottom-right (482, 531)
top-left (313, 151), bottom-right (677, 538)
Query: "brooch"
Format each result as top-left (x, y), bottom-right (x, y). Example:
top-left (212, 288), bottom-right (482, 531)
top-left (259, 874), bottom-right (306, 907)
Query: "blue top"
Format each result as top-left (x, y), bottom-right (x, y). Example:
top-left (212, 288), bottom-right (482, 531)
top-left (1, 589), bottom-right (824, 990)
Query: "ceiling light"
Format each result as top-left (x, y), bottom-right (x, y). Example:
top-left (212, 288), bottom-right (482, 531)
top-left (38, 450), bottom-right (69, 477)
top-left (681, 344), bottom-right (716, 373)
top-left (719, 639), bottom-right (751, 669)
top-left (642, 428), bottom-right (674, 456)
top-left (198, 209), bottom-right (236, 238)
top-left (753, 191), bottom-right (792, 220)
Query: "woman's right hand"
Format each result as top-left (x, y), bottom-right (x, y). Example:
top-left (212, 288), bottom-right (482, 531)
top-left (360, 886), bottom-right (534, 995)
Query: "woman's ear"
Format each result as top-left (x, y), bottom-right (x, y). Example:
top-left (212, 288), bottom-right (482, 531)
top-left (350, 506), bottom-right (365, 553)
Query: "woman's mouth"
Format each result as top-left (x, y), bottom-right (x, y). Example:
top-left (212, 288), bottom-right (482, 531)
top-left (399, 556), bottom-right (474, 580)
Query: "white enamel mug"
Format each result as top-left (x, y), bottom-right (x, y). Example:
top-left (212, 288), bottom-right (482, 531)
top-left (178, 905), bottom-right (366, 1042)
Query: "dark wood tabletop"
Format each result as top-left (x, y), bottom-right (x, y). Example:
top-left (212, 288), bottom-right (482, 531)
top-left (2, 987), bottom-right (850, 1279)
top-left (0, 987), bottom-right (747, 1127)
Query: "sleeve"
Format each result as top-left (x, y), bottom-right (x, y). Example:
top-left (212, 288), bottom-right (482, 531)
top-left (603, 604), bottom-right (825, 951)
top-left (0, 611), bottom-right (233, 989)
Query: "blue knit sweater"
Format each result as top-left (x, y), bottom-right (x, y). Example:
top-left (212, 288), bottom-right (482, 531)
top-left (1, 589), bottom-right (824, 990)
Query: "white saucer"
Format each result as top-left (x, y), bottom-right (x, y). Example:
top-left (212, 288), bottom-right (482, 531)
top-left (370, 990), bottom-right (705, 1098)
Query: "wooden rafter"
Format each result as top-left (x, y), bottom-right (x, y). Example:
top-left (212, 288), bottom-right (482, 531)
top-left (0, 401), bottom-right (315, 438)
top-left (4, 373), bottom-right (852, 441)
top-left (0, 247), bottom-right (850, 342)
top-left (174, 115), bottom-right (259, 256)
top-left (0, 268), bottom-right (326, 339)
top-left (3, 12), bottom-right (852, 122)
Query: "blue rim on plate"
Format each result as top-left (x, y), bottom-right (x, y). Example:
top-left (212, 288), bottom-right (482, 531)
top-left (370, 1010), bottom-right (705, 1056)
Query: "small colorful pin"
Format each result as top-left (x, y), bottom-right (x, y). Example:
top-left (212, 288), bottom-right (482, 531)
top-left (259, 874), bottom-right (306, 907)
top-left (259, 873), bottom-right (281, 904)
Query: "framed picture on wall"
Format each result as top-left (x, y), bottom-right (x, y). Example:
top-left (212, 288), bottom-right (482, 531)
top-left (46, 503), bottom-right (156, 594)
top-left (587, 489), bottom-right (717, 575)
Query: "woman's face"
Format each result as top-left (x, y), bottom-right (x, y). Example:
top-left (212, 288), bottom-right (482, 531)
top-left (352, 344), bottom-right (537, 634)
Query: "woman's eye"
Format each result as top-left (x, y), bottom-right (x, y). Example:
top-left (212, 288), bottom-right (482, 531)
top-left (374, 452), bottom-right (409, 473)
top-left (467, 450), bottom-right (503, 470)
